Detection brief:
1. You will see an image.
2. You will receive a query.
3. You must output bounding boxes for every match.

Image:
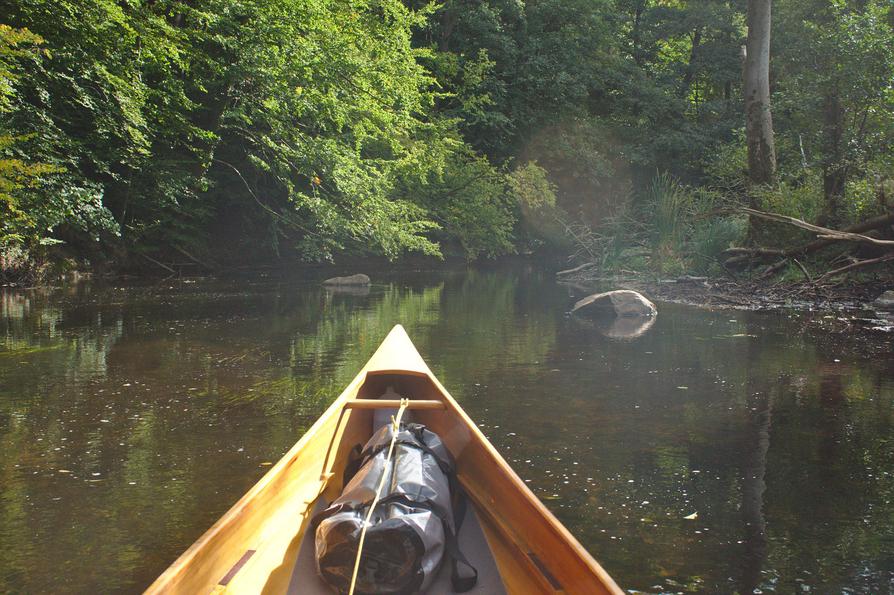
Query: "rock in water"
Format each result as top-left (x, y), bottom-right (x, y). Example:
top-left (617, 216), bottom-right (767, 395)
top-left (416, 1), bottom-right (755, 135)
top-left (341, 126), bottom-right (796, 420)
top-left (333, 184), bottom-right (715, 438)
top-left (572, 290), bottom-right (657, 318)
top-left (322, 273), bottom-right (371, 286)
top-left (873, 290), bottom-right (894, 310)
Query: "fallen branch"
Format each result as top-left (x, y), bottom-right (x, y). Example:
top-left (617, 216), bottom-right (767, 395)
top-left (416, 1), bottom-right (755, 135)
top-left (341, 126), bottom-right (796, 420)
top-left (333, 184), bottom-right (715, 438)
top-left (727, 211), bottom-right (894, 268)
top-left (174, 246), bottom-right (216, 271)
top-left (815, 253), bottom-right (894, 283)
top-left (722, 247), bottom-right (784, 257)
top-left (741, 207), bottom-right (894, 247)
top-left (553, 216), bottom-right (599, 261)
top-left (759, 258), bottom-right (792, 279)
top-left (556, 262), bottom-right (598, 277)
top-left (141, 253), bottom-right (176, 274)
top-left (791, 257), bottom-right (812, 282)
top-left (725, 210), bottom-right (894, 275)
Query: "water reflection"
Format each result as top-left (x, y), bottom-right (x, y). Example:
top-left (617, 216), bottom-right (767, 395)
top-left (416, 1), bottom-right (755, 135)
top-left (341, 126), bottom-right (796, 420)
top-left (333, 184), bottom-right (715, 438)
top-left (1, 268), bottom-right (893, 593)
top-left (573, 312), bottom-right (657, 340)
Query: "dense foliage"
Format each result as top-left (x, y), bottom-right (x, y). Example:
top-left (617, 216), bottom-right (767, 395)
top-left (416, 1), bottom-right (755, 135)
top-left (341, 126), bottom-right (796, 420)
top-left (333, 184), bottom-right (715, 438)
top-left (0, 0), bottom-right (892, 277)
top-left (0, 0), bottom-right (516, 271)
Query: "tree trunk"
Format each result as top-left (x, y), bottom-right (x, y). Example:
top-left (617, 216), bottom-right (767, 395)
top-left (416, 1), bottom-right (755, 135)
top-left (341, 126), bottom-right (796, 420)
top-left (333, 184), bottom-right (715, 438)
top-left (743, 0), bottom-right (776, 187)
top-left (438, 6), bottom-right (458, 52)
top-left (821, 90), bottom-right (847, 225)
top-left (631, 0), bottom-right (646, 67)
top-left (681, 28), bottom-right (703, 98)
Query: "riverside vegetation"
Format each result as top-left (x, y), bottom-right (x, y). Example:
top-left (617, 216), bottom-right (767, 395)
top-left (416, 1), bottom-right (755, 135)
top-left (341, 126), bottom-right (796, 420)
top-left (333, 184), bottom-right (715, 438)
top-left (0, 0), bottom-right (892, 285)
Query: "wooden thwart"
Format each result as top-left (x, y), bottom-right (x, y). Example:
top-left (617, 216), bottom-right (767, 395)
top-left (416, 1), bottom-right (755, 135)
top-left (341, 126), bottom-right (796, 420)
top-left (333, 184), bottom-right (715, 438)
top-left (344, 399), bottom-right (445, 410)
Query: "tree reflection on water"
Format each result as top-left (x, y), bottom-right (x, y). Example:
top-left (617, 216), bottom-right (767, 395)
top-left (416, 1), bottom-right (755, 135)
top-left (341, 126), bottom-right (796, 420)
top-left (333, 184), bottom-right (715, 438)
top-left (1, 268), bottom-right (893, 593)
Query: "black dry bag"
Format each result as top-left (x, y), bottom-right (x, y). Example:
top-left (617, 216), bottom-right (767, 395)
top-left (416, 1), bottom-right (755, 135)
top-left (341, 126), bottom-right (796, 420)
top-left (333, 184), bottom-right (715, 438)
top-left (312, 422), bottom-right (477, 594)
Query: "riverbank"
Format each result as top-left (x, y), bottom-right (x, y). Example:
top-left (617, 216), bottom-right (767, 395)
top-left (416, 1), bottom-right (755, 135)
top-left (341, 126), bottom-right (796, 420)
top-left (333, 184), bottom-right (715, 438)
top-left (0, 250), bottom-right (488, 289)
top-left (6, 248), bottom-right (894, 336)
top-left (559, 270), bottom-right (894, 331)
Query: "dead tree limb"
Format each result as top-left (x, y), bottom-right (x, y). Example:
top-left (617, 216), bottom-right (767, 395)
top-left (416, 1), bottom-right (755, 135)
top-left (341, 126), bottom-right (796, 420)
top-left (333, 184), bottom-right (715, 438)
top-left (791, 257), bottom-right (812, 282)
top-left (174, 246), bottom-right (217, 271)
top-left (725, 210), bottom-right (894, 271)
top-left (556, 262), bottom-right (599, 277)
top-left (553, 216), bottom-right (599, 261)
top-left (758, 258), bottom-right (790, 278)
top-left (722, 247), bottom-right (785, 258)
top-left (814, 253), bottom-right (894, 283)
top-left (142, 253), bottom-right (176, 274)
top-left (741, 207), bottom-right (894, 246)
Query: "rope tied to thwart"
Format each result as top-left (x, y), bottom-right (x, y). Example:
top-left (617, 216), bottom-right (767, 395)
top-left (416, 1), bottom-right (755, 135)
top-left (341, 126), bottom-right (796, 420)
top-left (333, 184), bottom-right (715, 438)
top-left (347, 397), bottom-right (410, 595)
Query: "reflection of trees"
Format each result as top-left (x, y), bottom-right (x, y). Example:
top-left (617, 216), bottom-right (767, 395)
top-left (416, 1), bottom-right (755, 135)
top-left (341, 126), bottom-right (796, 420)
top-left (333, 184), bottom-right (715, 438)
top-left (3, 276), bottom-right (894, 593)
top-left (286, 268), bottom-right (560, 397)
top-left (739, 336), bottom-right (772, 594)
top-left (760, 360), bottom-right (894, 593)
top-left (2, 289), bottom-right (63, 350)
top-left (423, 268), bottom-right (558, 386)
top-left (473, 304), bottom-right (894, 594)
top-left (288, 281), bottom-right (445, 386)
top-left (1, 287), bottom-right (124, 392)
top-left (0, 270), bottom-right (562, 592)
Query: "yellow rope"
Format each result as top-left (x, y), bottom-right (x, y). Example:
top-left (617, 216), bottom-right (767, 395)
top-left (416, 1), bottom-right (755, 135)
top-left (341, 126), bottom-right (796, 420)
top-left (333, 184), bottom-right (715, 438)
top-left (347, 398), bottom-right (410, 595)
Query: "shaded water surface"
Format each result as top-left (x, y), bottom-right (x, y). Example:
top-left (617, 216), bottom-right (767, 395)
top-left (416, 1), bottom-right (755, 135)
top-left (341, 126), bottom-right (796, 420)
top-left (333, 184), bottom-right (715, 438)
top-left (2, 267), bottom-right (893, 593)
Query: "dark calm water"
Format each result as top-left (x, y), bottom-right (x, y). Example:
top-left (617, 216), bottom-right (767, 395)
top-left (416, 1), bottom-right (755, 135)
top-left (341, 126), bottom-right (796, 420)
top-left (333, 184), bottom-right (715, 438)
top-left (2, 265), bottom-right (893, 594)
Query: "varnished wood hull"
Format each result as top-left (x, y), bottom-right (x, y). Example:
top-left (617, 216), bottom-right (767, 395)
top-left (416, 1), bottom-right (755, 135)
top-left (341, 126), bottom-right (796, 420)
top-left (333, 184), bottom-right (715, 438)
top-left (146, 325), bottom-right (622, 594)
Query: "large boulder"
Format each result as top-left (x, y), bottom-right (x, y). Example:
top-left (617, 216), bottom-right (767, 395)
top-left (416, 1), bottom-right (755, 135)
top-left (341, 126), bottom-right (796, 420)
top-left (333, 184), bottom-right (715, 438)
top-left (873, 290), bottom-right (894, 310)
top-left (572, 289), bottom-right (657, 318)
top-left (322, 273), bottom-right (370, 286)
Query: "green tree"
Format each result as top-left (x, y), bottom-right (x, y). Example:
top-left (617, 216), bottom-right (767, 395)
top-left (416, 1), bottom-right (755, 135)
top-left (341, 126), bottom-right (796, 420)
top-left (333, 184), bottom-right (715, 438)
top-left (774, 0), bottom-right (894, 224)
top-left (1, 0), bottom-right (519, 274)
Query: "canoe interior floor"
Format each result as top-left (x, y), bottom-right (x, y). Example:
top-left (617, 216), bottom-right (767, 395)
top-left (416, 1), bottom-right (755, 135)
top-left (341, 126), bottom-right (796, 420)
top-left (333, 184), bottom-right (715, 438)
top-left (286, 497), bottom-right (507, 594)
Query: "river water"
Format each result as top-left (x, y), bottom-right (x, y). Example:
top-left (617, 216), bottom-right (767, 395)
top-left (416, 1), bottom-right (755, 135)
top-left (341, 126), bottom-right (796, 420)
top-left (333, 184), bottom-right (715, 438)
top-left (1, 265), bottom-right (893, 593)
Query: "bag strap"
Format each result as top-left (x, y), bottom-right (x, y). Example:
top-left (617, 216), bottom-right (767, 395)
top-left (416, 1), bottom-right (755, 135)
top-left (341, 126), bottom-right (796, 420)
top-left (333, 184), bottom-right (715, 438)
top-left (357, 436), bottom-right (454, 477)
top-left (406, 424), bottom-right (456, 478)
top-left (446, 489), bottom-right (479, 592)
top-left (310, 501), bottom-right (353, 528)
top-left (341, 443), bottom-right (364, 486)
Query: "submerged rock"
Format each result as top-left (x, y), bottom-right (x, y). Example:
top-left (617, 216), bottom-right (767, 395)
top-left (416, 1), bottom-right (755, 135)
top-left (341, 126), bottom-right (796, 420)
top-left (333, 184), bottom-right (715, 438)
top-left (572, 289), bottom-right (657, 318)
top-left (873, 290), bottom-right (894, 310)
top-left (322, 273), bottom-right (371, 286)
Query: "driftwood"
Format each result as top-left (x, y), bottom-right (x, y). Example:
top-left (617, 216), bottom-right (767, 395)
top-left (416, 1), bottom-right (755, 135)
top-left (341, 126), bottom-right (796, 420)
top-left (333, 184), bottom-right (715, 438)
top-left (790, 257), bottom-right (812, 282)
